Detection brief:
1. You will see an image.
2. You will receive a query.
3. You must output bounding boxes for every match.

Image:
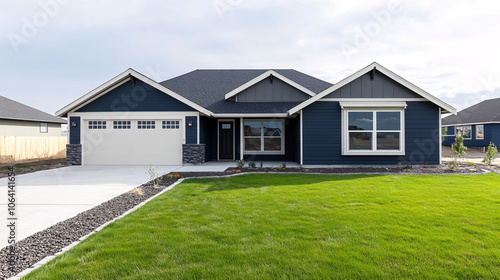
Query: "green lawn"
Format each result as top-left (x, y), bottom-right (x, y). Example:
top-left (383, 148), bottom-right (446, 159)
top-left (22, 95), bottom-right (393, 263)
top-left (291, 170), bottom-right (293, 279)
top-left (26, 173), bottom-right (500, 279)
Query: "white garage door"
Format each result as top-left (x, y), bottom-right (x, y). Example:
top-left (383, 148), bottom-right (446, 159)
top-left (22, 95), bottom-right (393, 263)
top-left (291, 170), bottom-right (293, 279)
top-left (82, 119), bottom-right (183, 165)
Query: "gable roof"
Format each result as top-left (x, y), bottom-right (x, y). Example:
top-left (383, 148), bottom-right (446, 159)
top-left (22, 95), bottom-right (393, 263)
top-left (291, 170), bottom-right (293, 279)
top-left (0, 95), bottom-right (65, 124)
top-left (160, 69), bottom-right (332, 115)
top-left (442, 97), bottom-right (500, 126)
top-left (56, 69), bottom-right (212, 117)
top-left (288, 62), bottom-right (457, 115)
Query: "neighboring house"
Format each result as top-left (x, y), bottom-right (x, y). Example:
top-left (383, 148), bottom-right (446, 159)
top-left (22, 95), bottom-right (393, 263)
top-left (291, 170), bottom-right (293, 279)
top-left (0, 95), bottom-right (65, 136)
top-left (56, 62), bottom-right (456, 166)
top-left (442, 97), bottom-right (500, 147)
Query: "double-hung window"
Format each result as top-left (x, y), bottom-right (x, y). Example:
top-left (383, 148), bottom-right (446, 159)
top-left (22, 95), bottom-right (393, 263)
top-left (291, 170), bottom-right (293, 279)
top-left (342, 103), bottom-right (405, 155)
top-left (243, 120), bottom-right (284, 154)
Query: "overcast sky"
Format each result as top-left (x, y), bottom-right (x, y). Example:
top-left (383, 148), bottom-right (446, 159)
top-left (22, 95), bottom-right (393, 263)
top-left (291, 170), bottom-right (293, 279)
top-left (1, 0), bottom-right (499, 117)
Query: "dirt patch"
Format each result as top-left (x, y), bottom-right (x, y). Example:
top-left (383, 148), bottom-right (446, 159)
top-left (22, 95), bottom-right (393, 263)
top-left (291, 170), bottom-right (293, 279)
top-left (0, 158), bottom-right (67, 179)
top-left (442, 146), bottom-right (489, 159)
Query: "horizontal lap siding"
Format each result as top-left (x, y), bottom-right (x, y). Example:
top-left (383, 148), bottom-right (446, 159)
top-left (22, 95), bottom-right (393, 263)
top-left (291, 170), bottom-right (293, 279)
top-left (69, 117), bottom-right (80, 144)
top-left (491, 124), bottom-right (500, 147)
top-left (303, 101), bottom-right (440, 165)
top-left (185, 116), bottom-right (197, 144)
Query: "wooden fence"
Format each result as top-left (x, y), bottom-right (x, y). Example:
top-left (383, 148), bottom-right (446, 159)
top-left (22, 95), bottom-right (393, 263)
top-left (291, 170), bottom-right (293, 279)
top-left (0, 136), bottom-right (67, 163)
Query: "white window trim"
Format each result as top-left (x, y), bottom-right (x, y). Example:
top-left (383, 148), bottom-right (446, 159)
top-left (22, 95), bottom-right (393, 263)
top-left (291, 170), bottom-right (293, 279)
top-left (243, 119), bottom-right (285, 155)
top-left (342, 109), bottom-right (405, 156)
top-left (476, 125), bottom-right (484, 140)
top-left (455, 125), bottom-right (472, 140)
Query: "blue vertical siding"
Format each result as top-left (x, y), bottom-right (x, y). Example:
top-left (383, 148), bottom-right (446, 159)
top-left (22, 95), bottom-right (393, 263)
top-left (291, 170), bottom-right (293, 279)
top-left (76, 79), bottom-right (196, 112)
top-left (69, 116), bottom-right (80, 144)
top-left (185, 116), bottom-right (198, 144)
top-left (303, 101), bottom-right (440, 165)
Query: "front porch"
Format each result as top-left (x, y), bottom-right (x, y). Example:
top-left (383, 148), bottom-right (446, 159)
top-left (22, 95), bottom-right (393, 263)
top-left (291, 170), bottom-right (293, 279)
top-left (199, 116), bottom-right (301, 164)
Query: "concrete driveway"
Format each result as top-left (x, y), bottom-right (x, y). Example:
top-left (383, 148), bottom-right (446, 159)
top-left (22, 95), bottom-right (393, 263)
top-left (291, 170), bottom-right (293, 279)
top-left (0, 165), bottom-right (179, 249)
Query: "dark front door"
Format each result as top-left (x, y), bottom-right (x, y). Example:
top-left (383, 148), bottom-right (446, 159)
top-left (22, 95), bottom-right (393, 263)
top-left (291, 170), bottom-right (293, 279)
top-left (219, 121), bottom-right (233, 160)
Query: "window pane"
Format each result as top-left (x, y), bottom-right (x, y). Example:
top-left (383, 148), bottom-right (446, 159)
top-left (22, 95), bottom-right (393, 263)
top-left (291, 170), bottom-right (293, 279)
top-left (244, 138), bottom-right (261, 151)
top-left (476, 125), bottom-right (484, 139)
top-left (377, 132), bottom-right (400, 150)
top-left (377, 112), bottom-right (400, 130)
top-left (349, 132), bottom-right (372, 150)
top-left (348, 112), bottom-right (373, 130)
top-left (263, 121), bottom-right (282, 136)
top-left (264, 138), bottom-right (281, 151)
top-left (244, 122), bottom-right (261, 136)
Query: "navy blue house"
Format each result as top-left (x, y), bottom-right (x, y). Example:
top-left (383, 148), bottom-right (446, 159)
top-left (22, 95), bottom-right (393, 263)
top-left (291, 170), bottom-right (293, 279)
top-left (57, 62), bottom-right (456, 166)
top-left (442, 98), bottom-right (500, 148)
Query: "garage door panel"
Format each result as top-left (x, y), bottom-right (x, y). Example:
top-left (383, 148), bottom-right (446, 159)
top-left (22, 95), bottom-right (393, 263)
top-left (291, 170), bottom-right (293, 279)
top-left (83, 120), bottom-right (183, 165)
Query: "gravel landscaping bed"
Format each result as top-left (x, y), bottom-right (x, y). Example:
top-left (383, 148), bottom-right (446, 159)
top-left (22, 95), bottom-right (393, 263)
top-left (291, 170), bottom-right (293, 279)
top-left (1, 163), bottom-right (496, 279)
top-left (0, 179), bottom-right (176, 279)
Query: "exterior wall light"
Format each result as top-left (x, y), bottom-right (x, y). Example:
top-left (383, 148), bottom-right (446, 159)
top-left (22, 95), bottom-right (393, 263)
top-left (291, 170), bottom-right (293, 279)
top-left (188, 121), bottom-right (193, 127)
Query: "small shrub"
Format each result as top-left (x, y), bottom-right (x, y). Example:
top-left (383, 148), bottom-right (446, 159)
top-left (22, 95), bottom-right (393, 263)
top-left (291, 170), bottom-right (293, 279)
top-left (451, 133), bottom-right (467, 160)
top-left (145, 165), bottom-right (162, 188)
top-left (467, 161), bottom-right (474, 167)
top-left (396, 162), bottom-right (404, 171)
top-left (236, 160), bottom-right (245, 168)
top-left (260, 161), bottom-right (263, 168)
top-left (249, 161), bottom-right (256, 168)
top-left (129, 187), bottom-right (144, 195)
top-left (482, 142), bottom-right (498, 165)
top-left (447, 159), bottom-right (458, 171)
top-left (281, 163), bottom-right (287, 169)
top-left (422, 162), bottom-right (428, 168)
top-left (232, 169), bottom-right (241, 173)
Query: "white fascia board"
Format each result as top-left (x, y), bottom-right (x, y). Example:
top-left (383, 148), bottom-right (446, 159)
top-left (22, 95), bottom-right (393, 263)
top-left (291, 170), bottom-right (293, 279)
top-left (224, 70), bottom-right (316, 100)
top-left (288, 62), bottom-right (457, 115)
top-left (442, 121), bottom-right (500, 127)
top-left (212, 113), bottom-right (288, 118)
top-left (56, 68), bottom-right (213, 117)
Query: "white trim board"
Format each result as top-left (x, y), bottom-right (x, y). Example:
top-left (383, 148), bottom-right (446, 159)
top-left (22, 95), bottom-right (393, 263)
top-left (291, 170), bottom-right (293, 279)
top-left (224, 70), bottom-right (316, 100)
top-left (288, 62), bottom-right (457, 115)
top-left (56, 68), bottom-right (213, 117)
top-left (442, 121), bottom-right (500, 127)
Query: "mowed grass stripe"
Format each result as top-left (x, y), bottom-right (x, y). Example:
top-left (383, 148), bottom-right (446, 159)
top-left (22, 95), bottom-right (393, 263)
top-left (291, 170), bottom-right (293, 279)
top-left (25, 173), bottom-right (500, 279)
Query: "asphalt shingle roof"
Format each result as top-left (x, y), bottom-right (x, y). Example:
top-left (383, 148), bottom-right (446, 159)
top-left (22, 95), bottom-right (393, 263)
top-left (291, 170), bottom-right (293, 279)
top-left (160, 69), bottom-right (332, 114)
top-left (442, 97), bottom-right (500, 125)
top-left (0, 95), bottom-right (66, 123)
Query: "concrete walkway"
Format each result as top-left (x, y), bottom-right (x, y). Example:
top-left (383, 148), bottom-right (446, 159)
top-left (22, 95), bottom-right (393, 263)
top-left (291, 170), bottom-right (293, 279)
top-left (0, 165), bottom-right (178, 249)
